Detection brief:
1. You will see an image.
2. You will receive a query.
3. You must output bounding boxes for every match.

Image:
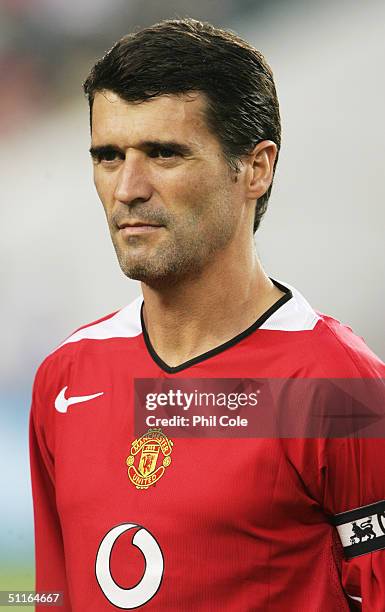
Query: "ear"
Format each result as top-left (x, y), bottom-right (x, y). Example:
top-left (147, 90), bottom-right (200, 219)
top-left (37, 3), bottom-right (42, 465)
top-left (244, 140), bottom-right (278, 200)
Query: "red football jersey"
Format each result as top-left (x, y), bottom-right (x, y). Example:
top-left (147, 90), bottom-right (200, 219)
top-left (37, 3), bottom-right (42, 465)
top-left (29, 279), bottom-right (385, 611)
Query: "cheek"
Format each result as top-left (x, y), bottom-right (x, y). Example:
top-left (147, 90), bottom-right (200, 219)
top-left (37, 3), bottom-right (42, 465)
top-left (168, 170), bottom-right (218, 214)
top-left (182, 172), bottom-right (229, 218)
top-left (94, 169), bottom-right (114, 200)
top-left (93, 171), bottom-right (117, 216)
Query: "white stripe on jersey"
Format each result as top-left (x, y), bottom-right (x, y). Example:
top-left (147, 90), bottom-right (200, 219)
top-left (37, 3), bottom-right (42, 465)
top-left (54, 280), bottom-right (320, 352)
top-left (56, 295), bottom-right (143, 350)
top-left (260, 280), bottom-right (320, 331)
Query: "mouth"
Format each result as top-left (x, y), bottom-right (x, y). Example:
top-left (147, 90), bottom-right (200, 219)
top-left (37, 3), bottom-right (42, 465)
top-left (117, 221), bottom-right (164, 236)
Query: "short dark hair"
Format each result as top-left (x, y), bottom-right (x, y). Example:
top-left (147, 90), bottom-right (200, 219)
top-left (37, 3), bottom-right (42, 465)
top-left (83, 18), bottom-right (281, 233)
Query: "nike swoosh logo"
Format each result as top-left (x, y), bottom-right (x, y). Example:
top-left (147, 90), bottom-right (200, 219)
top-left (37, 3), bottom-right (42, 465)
top-left (55, 385), bottom-right (104, 414)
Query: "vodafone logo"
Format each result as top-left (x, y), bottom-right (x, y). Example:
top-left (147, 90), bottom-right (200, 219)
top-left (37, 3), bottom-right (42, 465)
top-left (95, 523), bottom-right (164, 608)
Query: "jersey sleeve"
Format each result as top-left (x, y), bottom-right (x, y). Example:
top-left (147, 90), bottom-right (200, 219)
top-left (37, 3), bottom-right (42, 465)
top-left (283, 432), bottom-right (385, 610)
top-left (277, 363), bottom-right (385, 610)
top-left (325, 437), bottom-right (385, 610)
top-left (29, 363), bottom-right (72, 611)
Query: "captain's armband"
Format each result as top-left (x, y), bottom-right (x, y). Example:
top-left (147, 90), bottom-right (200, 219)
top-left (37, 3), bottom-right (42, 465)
top-left (332, 500), bottom-right (385, 559)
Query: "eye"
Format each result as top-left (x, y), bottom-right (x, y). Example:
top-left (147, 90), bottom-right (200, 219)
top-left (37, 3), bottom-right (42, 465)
top-left (99, 150), bottom-right (124, 163)
top-left (148, 146), bottom-right (178, 159)
top-left (91, 148), bottom-right (124, 165)
top-left (100, 150), bottom-right (120, 162)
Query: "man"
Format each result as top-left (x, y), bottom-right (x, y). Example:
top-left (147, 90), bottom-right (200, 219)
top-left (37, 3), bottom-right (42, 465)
top-left (29, 18), bottom-right (385, 611)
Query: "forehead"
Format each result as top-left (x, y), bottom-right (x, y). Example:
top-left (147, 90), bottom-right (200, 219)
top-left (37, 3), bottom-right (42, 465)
top-left (91, 90), bottom-right (217, 148)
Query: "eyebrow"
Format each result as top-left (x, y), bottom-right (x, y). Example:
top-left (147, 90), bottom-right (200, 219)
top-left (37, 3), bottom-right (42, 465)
top-left (89, 140), bottom-right (195, 158)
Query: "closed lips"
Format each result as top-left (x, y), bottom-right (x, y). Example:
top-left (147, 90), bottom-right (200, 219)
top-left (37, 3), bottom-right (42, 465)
top-left (118, 221), bottom-right (162, 228)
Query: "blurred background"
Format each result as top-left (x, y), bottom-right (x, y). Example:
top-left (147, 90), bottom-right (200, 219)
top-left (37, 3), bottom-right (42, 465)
top-left (1, 0), bottom-right (384, 600)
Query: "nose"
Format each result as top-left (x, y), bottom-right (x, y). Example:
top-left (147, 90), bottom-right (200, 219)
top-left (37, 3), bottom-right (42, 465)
top-left (114, 150), bottom-right (153, 205)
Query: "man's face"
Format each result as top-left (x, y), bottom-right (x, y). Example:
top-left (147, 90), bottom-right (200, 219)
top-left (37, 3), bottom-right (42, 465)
top-left (91, 91), bottom-right (245, 287)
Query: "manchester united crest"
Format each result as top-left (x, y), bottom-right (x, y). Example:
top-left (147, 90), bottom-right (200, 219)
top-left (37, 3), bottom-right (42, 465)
top-left (126, 428), bottom-right (173, 490)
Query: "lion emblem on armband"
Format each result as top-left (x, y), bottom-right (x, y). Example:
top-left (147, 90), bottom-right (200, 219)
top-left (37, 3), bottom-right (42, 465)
top-left (349, 517), bottom-right (377, 544)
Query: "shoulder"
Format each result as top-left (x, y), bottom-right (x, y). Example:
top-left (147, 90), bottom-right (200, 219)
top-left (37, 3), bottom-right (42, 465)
top-left (33, 295), bottom-right (143, 392)
top-left (263, 279), bottom-right (385, 377)
top-left (313, 311), bottom-right (384, 376)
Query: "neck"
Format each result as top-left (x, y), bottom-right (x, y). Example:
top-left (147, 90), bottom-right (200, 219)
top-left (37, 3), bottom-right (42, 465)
top-left (141, 239), bottom-right (284, 368)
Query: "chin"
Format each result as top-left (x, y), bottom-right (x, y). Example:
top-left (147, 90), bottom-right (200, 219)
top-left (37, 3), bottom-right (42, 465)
top-left (116, 241), bottom-right (207, 286)
top-left (119, 258), bottom-right (166, 284)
